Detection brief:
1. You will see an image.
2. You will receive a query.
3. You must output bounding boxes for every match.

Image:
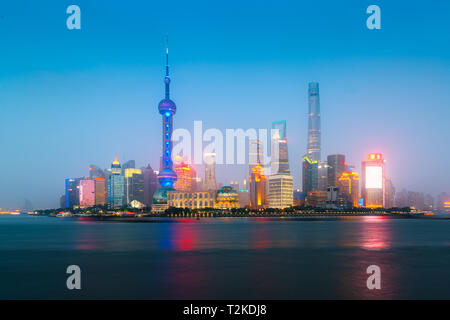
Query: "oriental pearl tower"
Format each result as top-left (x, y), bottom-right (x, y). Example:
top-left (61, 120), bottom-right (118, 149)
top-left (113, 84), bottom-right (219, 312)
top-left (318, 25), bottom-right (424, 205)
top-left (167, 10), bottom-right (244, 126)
top-left (153, 37), bottom-right (177, 206)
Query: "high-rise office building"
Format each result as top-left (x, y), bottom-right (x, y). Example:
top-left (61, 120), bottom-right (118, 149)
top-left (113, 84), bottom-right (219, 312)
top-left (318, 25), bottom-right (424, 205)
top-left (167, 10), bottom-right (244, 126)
top-left (249, 139), bottom-right (263, 172)
top-left (327, 154), bottom-right (347, 187)
top-left (307, 82), bottom-right (321, 162)
top-left (89, 165), bottom-right (105, 179)
top-left (271, 120), bottom-right (290, 175)
top-left (107, 156), bottom-right (125, 209)
top-left (203, 152), bottom-right (217, 191)
top-left (302, 155), bottom-right (318, 194)
top-left (174, 159), bottom-right (196, 191)
top-left (268, 175), bottom-right (293, 209)
top-left (65, 178), bottom-right (80, 208)
top-left (361, 153), bottom-right (386, 208)
top-left (269, 121), bottom-right (292, 208)
top-left (122, 160), bottom-right (136, 174)
top-left (79, 178), bottom-right (95, 207)
top-left (248, 139), bottom-right (267, 209)
top-left (143, 165), bottom-right (157, 207)
top-left (318, 161), bottom-right (329, 191)
top-left (249, 164), bottom-right (268, 209)
top-left (153, 38), bottom-right (178, 208)
top-left (94, 177), bottom-right (106, 206)
top-left (124, 168), bottom-right (144, 205)
top-left (384, 177), bottom-right (395, 208)
top-left (337, 171), bottom-right (360, 207)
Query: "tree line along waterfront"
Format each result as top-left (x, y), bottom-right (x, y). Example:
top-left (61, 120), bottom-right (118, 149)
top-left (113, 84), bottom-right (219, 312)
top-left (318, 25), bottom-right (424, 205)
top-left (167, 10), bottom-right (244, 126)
top-left (30, 205), bottom-right (415, 218)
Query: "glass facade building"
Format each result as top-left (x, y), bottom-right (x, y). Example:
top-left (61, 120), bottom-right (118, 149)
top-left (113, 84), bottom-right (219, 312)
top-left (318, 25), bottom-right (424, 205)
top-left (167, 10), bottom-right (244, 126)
top-left (307, 82), bottom-right (321, 162)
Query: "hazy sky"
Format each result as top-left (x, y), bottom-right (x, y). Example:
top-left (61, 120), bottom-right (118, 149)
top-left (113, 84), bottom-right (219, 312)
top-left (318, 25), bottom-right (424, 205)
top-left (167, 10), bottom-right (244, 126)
top-left (0, 0), bottom-right (449, 209)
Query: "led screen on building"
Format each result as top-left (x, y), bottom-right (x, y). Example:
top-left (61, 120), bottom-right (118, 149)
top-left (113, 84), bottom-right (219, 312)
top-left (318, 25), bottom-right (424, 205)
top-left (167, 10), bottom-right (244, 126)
top-left (365, 166), bottom-right (382, 189)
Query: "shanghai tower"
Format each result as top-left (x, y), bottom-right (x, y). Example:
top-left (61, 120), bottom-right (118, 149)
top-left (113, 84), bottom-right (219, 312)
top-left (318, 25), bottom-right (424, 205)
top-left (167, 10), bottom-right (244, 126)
top-left (153, 37), bottom-right (177, 206)
top-left (307, 82), bottom-right (321, 161)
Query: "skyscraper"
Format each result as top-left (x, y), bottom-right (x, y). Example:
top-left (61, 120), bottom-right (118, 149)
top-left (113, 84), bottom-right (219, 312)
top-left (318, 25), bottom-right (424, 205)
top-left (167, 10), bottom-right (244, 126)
top-left (271, 120), bottom-right (290, 175)
top-left (268, 175), bottom-right (293, 209)
top-left (302, 156), bottom-right (318, 194)
top-left (248, 139), bottom-right (268, 209)
top-left (124, 168), bottom-right (144, 205)
top-left (122, 160), bottom-right (136, 173)
top-left (65, 178), bottom-right (80, 208)
top-left (384, 177), bottom-right (395, 208)
top-left (327, 154), bottom-right (347, 187)
top-left (317, 161), bottom-right (329, 191)
top-left (249, 139), bottom-right (263, 172)
top-left (361, 153), bottom-right (386, 208)
top-left (249, 164), bottom-right (268, 209)
top-left (268, 121), bottom-right (293, 208)
top-left (153, 38), bottom-right (178, 208)
top-left (337, 171), bottom-right (360, 207)
top-left (203, 152), bottom-right (217, 191)
top-left (307, 82), bottom-right (321, 162)
top-left (107, 156), bottom-right (125, 209)
top-left (143, 165), bottom-right (157, 207)
top-left (79, 178), bottom-right (95, 207)
top-left (174, 160), bottom-right (195, 191)
top-left (94, 177), bottom-right (106, 206)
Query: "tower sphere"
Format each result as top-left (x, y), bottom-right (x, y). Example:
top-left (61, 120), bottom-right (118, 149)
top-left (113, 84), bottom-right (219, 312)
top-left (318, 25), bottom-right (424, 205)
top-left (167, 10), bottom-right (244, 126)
top-left (158, 98), bottom-right (176, 115)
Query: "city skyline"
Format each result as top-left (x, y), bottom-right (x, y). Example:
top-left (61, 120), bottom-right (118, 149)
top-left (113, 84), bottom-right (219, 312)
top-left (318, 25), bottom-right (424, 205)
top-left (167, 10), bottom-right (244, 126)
top-left (1, 1), bottom-right (450, 209)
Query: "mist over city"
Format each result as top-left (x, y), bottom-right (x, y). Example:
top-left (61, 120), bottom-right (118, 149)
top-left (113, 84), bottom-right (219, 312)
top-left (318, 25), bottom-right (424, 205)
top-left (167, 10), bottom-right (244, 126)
top-left (1, 1), bottom-right (449, 210)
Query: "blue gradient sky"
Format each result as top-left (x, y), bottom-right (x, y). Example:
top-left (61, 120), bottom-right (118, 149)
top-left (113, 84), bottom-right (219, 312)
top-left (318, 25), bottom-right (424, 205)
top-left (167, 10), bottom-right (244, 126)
top-left (0, 1), bottom-right (449, 209)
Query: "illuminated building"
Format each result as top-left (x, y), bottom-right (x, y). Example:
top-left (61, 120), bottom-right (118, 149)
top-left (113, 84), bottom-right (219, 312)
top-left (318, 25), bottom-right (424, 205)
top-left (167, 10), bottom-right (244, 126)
top-left (271, 120), bottom-right (290, 175)
top-left (107, 156), bottom-right (125, 209)
top-left (384, 177), bottom-right (395, 208)
top-left (306, 190), bottom-right (327, 207)
top-left (203, 152), bottom-right (217, 191)
top-left (167, 188), bottom-right (239, 210)
top-left (124, 168), bottom-right (144, 205)
top-left (249, 139), bottom-right (267, 209)
top-left (153, 38), bottom-right (178, 209)
top-left (437, 193), bottom-right (450, 213)
top-left (327, 154), bottom-right (347, 187)
top-left (268, 120), bottom-right (292, 208)
top-left (65, 178), bottom-right (78, 208)
top-left (216, 186), bottom-right (240, 209)
top-left (174, 158), bottom-right (195, 191)
top-left (167, 190), bottom-right (216, 209)
top-left (122, 160), bottom-right (135, 172)
top-left (79, 178), bottom-right (95, 207)
top-left (361, 153), bottom-right (385, 208)
top-left (293, 189), bottom-right (307, 206)
top-left (318, 161), bottom-right (329, 191)
top-left (307, 82), bottom-right (321, 162)
top-left (249, 164), bottom-right (268, 209)
top-left (302, 155), bottom-right (318, 193)
top-left (89, 165), bottom-right (105, 179)
top-left (249, 139), bottom-right (264, 173)
top-left (337, 171), bottom-right (360, 207)
top-left (268, 174), bottom-right (293, 209)
top-left (143, 165), bottom-right (157, 207)
top-left (94, 177), bottom-right (106, 206)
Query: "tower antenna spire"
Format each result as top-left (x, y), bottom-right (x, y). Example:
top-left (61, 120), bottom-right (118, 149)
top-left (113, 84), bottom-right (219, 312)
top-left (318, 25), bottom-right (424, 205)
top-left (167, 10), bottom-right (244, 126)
top-left (164, 35), bottom-right (170, 99)
top-left (165, 35), bottom-right (169, 76)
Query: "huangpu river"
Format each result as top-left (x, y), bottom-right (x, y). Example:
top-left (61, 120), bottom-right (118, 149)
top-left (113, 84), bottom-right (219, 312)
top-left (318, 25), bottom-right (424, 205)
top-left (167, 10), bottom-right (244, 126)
top-left (1, 214), bottom-right (450, 299)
